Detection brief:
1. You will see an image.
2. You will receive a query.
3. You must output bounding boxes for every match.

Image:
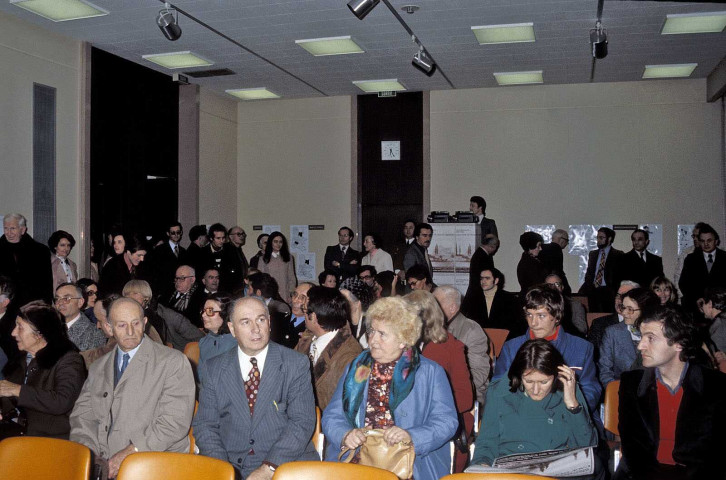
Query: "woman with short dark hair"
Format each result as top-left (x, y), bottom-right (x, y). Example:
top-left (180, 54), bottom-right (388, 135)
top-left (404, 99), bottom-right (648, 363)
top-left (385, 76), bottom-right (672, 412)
top-left (0, 301), bottom-right (86, 439)
top-left (198, 294), bottom-right (237, 375)
top-left (471, 338), bottom-right (597, 468)
top-left (48, 230), bottom-right (78, 291)
top-left (517, 231), bottom-right (548, 294)
top-left (361, 233), bottom-right (394, 274)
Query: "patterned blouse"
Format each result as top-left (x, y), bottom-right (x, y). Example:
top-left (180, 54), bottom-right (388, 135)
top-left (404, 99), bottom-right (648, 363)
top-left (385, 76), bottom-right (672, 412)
top-left (364, 360), bottom-right (396, 429)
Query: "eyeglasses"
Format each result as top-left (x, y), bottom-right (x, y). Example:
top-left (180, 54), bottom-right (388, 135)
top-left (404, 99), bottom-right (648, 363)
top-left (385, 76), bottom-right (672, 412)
top-left (54, 295), bottom-right (82, 304)
top-left (174, 275), bottom-right (194, 282)
top-left (230, 232), bottom-right (246, 237)
top-left (291, 291), bottom-right (308, 301)
top-left (366, 327), bottom-right (389, 341)
top-left (546, 282), bottom-right (563, 288)
top-left (621, 306), bottom-right (640, 314)
top-left (359, 274), bottom-right (373, 280)
top-left (169, 230), bottom-right (182, 236)
top-left (202, 307), bottom-right (222, 316)
top-left (86, 290), bottom-right (98, 297)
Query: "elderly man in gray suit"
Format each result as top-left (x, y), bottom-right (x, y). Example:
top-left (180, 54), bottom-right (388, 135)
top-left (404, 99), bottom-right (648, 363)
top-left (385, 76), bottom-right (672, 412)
top-left (55, 282), bottom-right (106, 351)
top-left (193, 296), bottom-right (318, 479)
top-left (70, 298), bottom-right (195, 479)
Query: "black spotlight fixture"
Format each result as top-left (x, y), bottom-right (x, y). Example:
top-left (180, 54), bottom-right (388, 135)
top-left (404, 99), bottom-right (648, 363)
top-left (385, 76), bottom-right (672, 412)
top-left (412, 47), bottom-right (436, 77)
top-left (589, 21), bottom-right (608, 60)
top-left (347, 0), bottom-right (380, 20)
top-left (157, 4), bottom-right (182, 41)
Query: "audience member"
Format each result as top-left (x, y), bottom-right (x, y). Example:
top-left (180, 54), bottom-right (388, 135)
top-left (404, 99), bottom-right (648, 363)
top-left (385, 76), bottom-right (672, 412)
top-left (579, 227), bottom-right (624, 313)
top-left (470, 195), bottom-right (498, 237)
top-left (54, 282), bottom-right (106, 351)
top-left (194, 297), bottom-right (319, 479)
top-left (598, 288), bottom-right (659, 387)
top-left (322, 296), bottom-right (458, 480)
top-left (48, 230), bottom-right (78, 291)
top-left (150, 221), bottom-right (186, 298)
top-left (539, 228), bottom-right (572, 294)
top-left (545, 273), bottom-right (587, 337)
top-left (477, 268), bottom-right (526, 338)
top-left (198, 223), bottom-right (242, 293)
top-left (77, 278), bottom-right (99, 324)
top-left (70, 297), bottom-right (195, 479)
top-left (165, 265), bottom-right (205, 327)
top-left (588, 281), bottom-right (640, 358)
top-left (185, 224), bottom-right (209, 274)
top-left (339, 277), bottom-right (375, 340)
top-left (0, 301), bottom-right (86, 439)
top-left (318, 269), bottom-right (338, 288)
top-left (516, 231), bottom-right (548, 294)
top-left (99, 233), bottom-right (149, 296)
top-left (679, 223), bottom-right (726, 313)
top-left (462, 234), bottom-right (499, 319)
top-left (673, 222), bottom-right (706, 293)
top-left (616, 229), bottom-right (664, 289)
top-left (323, 226), bottom-right (360, 282)
top-left (295, 286), bottom-right (361, 410)
top-left (615, 305), bottom-right (726, 479)
top-left (258, 231), bottom-right (297, 304)
top-left (0, 276), bottom-right (18, 360)
top-left (290, 282), bottom-right (314, 341)
top-left (650, 276), bottom-right (678, 306)
top-left (391, 219), bottom-right (416, 273)
top-left (358, 265), bottom-right (377, 288)
top-left (361, 233), bottom-right (393, 273)
top-left (702, 287), bottom-right (726, 370)
top-left (226, 225), bottom-right (249, 290)
top-left (201, 267), bottom-right (220, 294)
top-left (375, 270), bottom-right (398, 297)
top-left (198, 294), bottom-right (237, 383)
top-left (249, 233), bottom-right (268, 270)
top-left (403, 222), bottom-right (433, 277)
top-left (406, 263), bottom-right (434, 293)
top-left (0, 213), bottom-right (53, 304)
top-left (80, 294), bottom-right (120, 367)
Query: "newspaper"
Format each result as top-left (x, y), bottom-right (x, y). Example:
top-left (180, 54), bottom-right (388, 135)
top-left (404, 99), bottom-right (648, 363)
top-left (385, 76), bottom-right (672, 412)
top-left (465, 446), bottom-right (594, 477)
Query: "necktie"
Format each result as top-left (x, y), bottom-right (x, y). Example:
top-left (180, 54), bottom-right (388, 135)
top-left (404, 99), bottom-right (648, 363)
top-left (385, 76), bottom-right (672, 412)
top-left (245, 357), bottom-right (260, 415)
top-left (424, 249), bottom-right (433, 275)
top-left (309, 339), bottom-right (318, 364)
top-left (708, 253), bottom-right (714, 273)
top-left (116, 353), bottom-right (130, 386)
top-left (173, 245), bottom-right (179, 257)
top-left (595, 250), bottom-right (607, 286)
top-left (641, 252), bottom-right (646, 263)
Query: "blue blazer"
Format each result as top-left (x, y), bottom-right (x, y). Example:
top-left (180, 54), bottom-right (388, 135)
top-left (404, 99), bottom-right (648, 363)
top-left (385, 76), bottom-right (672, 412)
top-left (494, 329), bottom-right (602, 417)
top-left (322, 356), bottom-right (458, 480)
top-left (193, 342), bottom-right (319, 477)
top-left (598, 322), bottom-right (638, 387)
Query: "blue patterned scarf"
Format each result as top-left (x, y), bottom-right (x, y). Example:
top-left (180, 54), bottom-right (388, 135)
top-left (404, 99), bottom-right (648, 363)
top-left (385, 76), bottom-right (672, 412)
top-left (342, 347), bottom-right (420, 427)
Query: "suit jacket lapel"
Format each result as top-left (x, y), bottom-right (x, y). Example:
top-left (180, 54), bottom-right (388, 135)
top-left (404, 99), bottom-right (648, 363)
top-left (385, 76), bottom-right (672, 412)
top-left (636, 368), bottom-right (659, 444)
top-left (251, 343), bottom-right (283, 431)
top-left (221, 348), bottom-right (251, 420)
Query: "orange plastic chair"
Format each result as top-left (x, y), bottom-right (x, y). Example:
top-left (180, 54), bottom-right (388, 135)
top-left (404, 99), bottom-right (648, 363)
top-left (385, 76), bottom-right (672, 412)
top-left (483, 328), bottom-right (509, 359)
top-left (604, 380), bottom-right (620, 436)
top-left (0, 436), bottom-right (91, 480)
top-left (189, 400), bottom-right (200, 454)
top-left (441, 474), bottom-right (556, 480)
top-left (312, 406), bottom-right (324, 459)
top-left (272, 461), bottom-right (398, 480)
top-left (117, 451), bottom-right (234, 480)
top-left (184, 341), bottom-right (200, 366)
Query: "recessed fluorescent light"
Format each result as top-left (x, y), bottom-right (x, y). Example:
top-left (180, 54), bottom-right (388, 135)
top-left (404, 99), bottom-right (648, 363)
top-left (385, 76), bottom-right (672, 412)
top-left (493, 70), bottom-right (543, 86)
top-left (642, 63), bottom-right (697, 79)
top-left (226, 88), bottom-right (280, 100)
top-left (662, 12), bottom-right (726, 35)
top-left (10, 0), bottom-right (108, 22)
top-left (295, 36), bottom-right (364, 56)
top-left (142, 51), bottom-right (213, 70)
top-left (352, 79), bottom-right (406, 93)
top-left (471, 23), bottom-right (536, 44)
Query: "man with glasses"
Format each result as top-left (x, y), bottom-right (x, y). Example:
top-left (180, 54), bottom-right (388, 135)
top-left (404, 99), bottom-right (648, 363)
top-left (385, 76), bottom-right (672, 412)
top-left (357, 265), bottom-right (377, 288)
top-left (540, 228), bottom-right (572, 295)
top-left (55, 282), bottom-right (106, 351)
top-left (406, 264), bottom-right (434, 293)
top-left (165, 265), bottom-right (205, 327)
top-left (587, 280), bottom-right (639, 361)
top-left (151, 221), bottom-right (186, 298)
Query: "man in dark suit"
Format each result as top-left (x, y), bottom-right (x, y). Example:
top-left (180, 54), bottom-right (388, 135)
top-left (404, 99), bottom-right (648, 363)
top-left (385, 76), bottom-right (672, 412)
top-left (679, 224), bottom-right (726, 313)
top-left (225, 225), bottom-right (249, 293)
top-left (198, 223), bottom-right (242, 293)
top-left (579, 227), bottom-right (624, 313)
top-left (470, 195), bottom-right (498, 237)
top-left (539, 228), bottom-right (572, 295)
top-left (403, 222), bottom-right (433, 276)
top-left (323, 227), bottom-right (360, 282)
top-left (391, 219), bottom-right (416, 273)
top-left (0, 213), bottom-right (53, 305)
top-left (477, 268), bottom-right (527, 338)
top-left (150, 221), bottom-right (186, 299)
top-left (164, 265), bottom-right (206, 327)
top-left (616, 305), bottom-right (726, 479)
top-left (185, 225), bottom-right (208, 278)
top-left (193, 297), bottom-right (319, 479)
top-left (461, 234), bottom-right (498, 319)
top-left (616, 229), bottom-right (664, 289)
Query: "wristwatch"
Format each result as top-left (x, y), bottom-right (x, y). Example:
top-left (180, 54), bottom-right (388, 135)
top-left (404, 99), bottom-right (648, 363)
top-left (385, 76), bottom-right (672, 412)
top-left (266, 464), bottom-right (276, 473)
top-left (567, 404), bottom-right (583, 414)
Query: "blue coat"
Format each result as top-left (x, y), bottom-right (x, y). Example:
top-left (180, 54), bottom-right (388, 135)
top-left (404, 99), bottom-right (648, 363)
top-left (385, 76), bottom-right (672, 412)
top-left (322, 356), bottom-right (458, 480)
top-left (494, 329), bottom-right (602, 416)
top-left (197, 332), bottom-right (237, 384)
top-left (193, 342), bottom-right (319, 477)
top-left (598, 322), bottom-right (638, 387)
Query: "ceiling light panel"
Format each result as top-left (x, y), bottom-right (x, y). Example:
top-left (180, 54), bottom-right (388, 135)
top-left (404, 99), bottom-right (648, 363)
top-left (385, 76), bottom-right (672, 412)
top-left (142, 51), bottom-right (213, 69)
top-left (642, 64), bottom-right (697, 79)
top-left (662, 12), bottom-right (726, 35)
top-left (10, 0), bottom-right (108, 22)
top-left (493, 71), bottom-right (543, 86)
top-left (352, 79), bottom-right (406, 93)
top-left (295, 36), bottom-right (364, 56)
top-left (226, 88), bottom-right (280, 100)
top-left (471, 23), bottom-right (535, 45)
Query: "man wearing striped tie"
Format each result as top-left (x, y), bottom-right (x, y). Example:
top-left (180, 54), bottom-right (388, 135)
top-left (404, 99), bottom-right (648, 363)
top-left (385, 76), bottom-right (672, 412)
top-left (579, 227), bottom-right (623, 313)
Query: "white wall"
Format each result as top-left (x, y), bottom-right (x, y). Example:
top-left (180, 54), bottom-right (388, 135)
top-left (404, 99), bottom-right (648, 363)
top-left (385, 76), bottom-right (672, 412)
top-left (430, 79), bottom-right (723, 291)
top-left (0, 11), bottom-right (82, 261)
top-left (236, 97), bottom-right (353, 276)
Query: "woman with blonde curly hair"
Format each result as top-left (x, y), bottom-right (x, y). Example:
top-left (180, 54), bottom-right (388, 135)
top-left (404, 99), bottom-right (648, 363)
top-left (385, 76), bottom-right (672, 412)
top-left (322, 296), bottom-right (459, 480)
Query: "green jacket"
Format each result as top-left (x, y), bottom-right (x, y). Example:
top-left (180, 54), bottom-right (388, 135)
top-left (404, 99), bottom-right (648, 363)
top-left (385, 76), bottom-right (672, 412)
top-left (472, 377), bottom-right (597, 465)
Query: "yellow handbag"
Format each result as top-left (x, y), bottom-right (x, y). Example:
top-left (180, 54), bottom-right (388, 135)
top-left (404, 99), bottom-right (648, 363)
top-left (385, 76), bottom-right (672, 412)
top-left (338, 429), bottom-right (415, 479)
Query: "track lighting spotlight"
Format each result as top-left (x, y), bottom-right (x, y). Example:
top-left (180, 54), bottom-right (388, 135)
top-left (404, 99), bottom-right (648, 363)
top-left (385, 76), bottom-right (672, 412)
top-left (412, 48), bottom-right (436, 76)
top-left (589, 21), bottom-right (608, 59)
top-left (347, 0), bottom-right (380, 20)
top-left (157, 4), bottom-right (182, 41)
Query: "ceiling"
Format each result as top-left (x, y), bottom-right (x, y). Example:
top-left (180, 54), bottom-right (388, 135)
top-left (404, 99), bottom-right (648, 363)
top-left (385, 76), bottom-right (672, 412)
top-left (2, 0), bottom-right (726, 99)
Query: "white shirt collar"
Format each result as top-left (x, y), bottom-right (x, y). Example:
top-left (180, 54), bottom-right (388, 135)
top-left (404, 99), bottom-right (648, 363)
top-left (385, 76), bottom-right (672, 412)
top-left (311, 329), bottom-right (338, 365)
top-left (271, 251), bottom-right (280, 258)
top-left (704, 250), bottom-right (717, 262)
top-left (169, 240), bottom-right (178, 250)
top-left (66, 313), bottom-right (82, 330)
top-left (116, 337), bottom-right (144, 366)
top-left (237, 344), bottom-right (269, 380)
